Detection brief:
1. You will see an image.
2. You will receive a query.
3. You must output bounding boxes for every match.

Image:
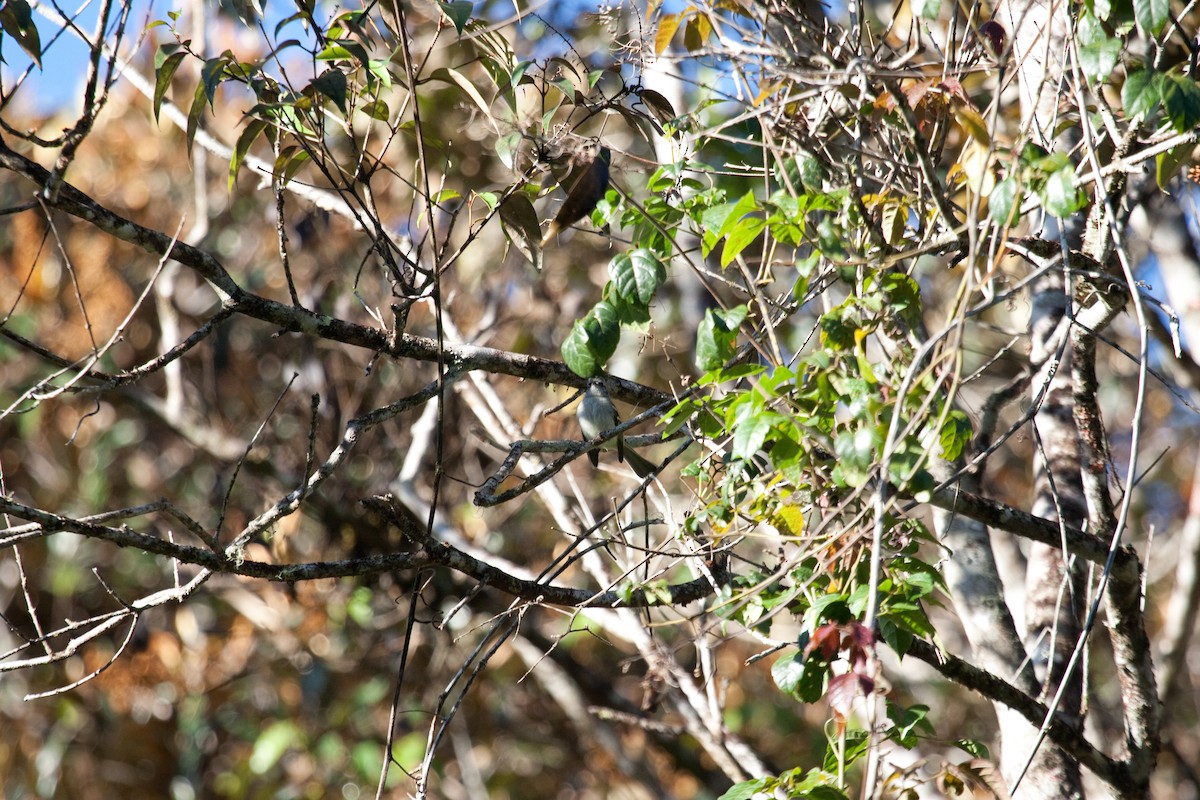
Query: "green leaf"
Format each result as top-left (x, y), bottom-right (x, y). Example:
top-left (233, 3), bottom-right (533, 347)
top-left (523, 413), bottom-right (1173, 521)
top-left (494, 131), bottom-right (521, 170)
top-left (797, 657), bottom-right (828, 702)
top-left (359, 99), bottom-right (390, 121)
top-left (771, 651), bottom-right (805, 694)
top-left (717, 191), bottom-right (759, 239)
top-left (823, 730), bottom-right (870, 771)
top-left (1122, 68), bottom-right (1163, 119)
top-left (1134, 0), bottom-right (1168, 34)
top-left (695, 305), bottom-right (747, 372)
top-left (0, 0), bottom-right (42, 67)
top-left (1077, 36), bottom-right (1122, 83)
top-left (609, 248), bottom-right (667, 306)
top-left (803, 593), bottom-right (852, 629)
top-left (1162, 73), bottom-right (1200, 133)
top-left (1156, 142), bottom-right (1193, 188)
top-left (1040, 165), bottom-right (1083, 218)
top-left (887, 702), bottom-right (933, 747)
top-left (229, 118), bottom-right (268, 191)
top-left (366, 59), bottom-right (393, 91)
top-left (272, 145), bottom-right (310, 185)
top-left (186, 81), bottom-right (207, 157)
top-left (499, 193), bottom-right (542, 271)
top-left (939, 409), bottom-right (973, 460)
top-left (952, 738), bottom-right (991, 759)
top-left (683, 12), bottom-right (712, 51)
top-left (310, 68), bottom-right (348, 113)
top-left (199, 52), bottom-right (231, 106)
top-left (883, 603), bottom-right (936, 637)
top-left (316, 41), bottom-right (369, 66)
top-left (718, 778), bottom-right (771, 800)
top-left (988, 176), bottom-right (1019, 225)
top-left (878, 272), bottom-right (923, 327)
top-left (562, 302), bottom-right (620, 378)
top-left (834, 426), bottom-right (878, 487)
top-left (153, 48), bottom-right (188, 122)
top-left (476, 191), bottom-right (499, 212)
top-left (732, 409), bottom-right (782, 462)
top-left (720, 217), bottom-right (766, 267)
top-left (437, 0), bottom-right (474, 35)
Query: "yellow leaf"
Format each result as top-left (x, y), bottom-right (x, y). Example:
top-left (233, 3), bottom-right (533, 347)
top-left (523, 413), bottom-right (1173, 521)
top-left (684, 12), bottom-right (713, 51)
top-left (754, 80), bottom-right (781, 106)
top-left (956, 139), bottom-right (997, 197)
top-left (881, 200), bottom-right (908, 245)
top-left (771, 505), bottom-right (806, 537)
top-left (953, 104), bottom-right (990, 146)
top-left (654, 12), bottom-right (683, 54)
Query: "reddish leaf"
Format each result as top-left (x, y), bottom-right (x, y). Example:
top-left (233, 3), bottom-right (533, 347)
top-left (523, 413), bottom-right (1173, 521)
top-left (827, 672), bottom-right (874, 721)
top-left (804, 623), bottom-right (844, 661)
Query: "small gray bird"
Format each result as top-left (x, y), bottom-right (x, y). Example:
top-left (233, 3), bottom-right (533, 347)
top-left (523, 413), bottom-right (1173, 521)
top-left (577, 379), bottom-right (655, 477)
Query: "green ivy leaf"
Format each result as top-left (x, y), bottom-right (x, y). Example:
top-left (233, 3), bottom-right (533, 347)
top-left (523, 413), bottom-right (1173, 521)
top-left (562, 302), bottom-right (620, 378)
top-left (732, 408), bottom-right (782, 462)
top-left (720, 217), bottom-right (766, 267)
top-left (718, 778), bottom-right (771, 800)
top-left (988, 176), bottom-right (1019, 225)
top-left (695, 305), bottom-right (747, 372)
top-left (771, 651), bottom-right (805, 694)
top-left (1133, 0), bottom-right (1168, 34)
top-left (1122, 67), bottom-right (1163, 119)
top-left (609, 248), bottom-right (666, 306)
top-left (939, 409), bottom-right (973, 461)
top-left (1040, 165), bottom-right (1084, 218)
top-left (1162, 73), bottom-right (1200, 133)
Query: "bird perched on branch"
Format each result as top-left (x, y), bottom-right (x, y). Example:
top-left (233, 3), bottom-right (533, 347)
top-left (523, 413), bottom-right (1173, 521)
top-left (577, 379), bottom-right (656, 477)
top-left (541, 143), bottom-right (611, 245)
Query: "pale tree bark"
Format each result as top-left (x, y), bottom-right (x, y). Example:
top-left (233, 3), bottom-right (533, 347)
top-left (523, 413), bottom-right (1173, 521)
top-left (1132, 190), bottom-right (1200, 718)
top-left (988, 0), bottom-right (1173, 793)
top-left (986, 0), bottom-right (1088, 795)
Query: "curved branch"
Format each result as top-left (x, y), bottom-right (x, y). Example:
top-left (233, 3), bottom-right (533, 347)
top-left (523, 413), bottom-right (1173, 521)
top-left (0, 495), bottom-right (727, 609)
top-left (926, 484), bottom-right (1139, 579)
top-left (0, 133), bottom-right (670, 409)
top-left (905, 638), bottom-right (1141, 795)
